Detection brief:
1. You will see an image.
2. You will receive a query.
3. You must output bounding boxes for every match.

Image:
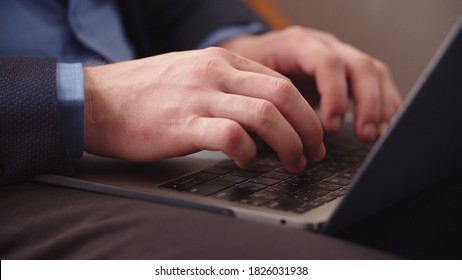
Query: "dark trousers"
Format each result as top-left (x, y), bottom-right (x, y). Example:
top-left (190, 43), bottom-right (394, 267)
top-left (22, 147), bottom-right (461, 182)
top-left (0, 183), bottom-right (397, 259)
top-left (1, 179), bottom-right (460, 259)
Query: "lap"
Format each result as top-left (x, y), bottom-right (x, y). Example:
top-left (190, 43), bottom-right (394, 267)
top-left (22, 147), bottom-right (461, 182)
top-left (0, 182), bottom-right (397, 259)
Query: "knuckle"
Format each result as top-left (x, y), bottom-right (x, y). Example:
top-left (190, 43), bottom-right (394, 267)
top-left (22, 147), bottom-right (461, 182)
top-left (194, 47), bottom-right (233, 78)
top-left (220, 122), bottom-right (244, 148)
top-left (356, 54), bottom-right (376, 71)
top-left (194, 58), bottom-right (220, 77)
top-left (285, 25), bottom-right (339, 43)
top-left (374, 60), bottom-right (394, 81)
top-left (270, 78), bottom-right (296, 108)
top-left (322, 51), bottom-right (343, 68)
top-left (203, 46), bottom-right (229, 57)
top-left (285, 25), bottom-right (306, 36)
top-left (253, 99), bottom-right (278, 127)
top-left (317, 30), bottom-right (339, 43)
top-left (273, 77), bottom-right (293, 93)
top-left (284, 26), bottom-right (310, 46)
top-left (324, 33), bottom-right (339, 43)
top-left (375, 60), bottom-right (391, 74)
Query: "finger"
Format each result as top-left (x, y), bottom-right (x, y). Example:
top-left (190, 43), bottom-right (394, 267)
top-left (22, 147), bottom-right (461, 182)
top-left (188, 117), bottom-right (257, 168)
top-left (335, 44), bottom-right (382, 141)
top-left (374, 60), bottom-right (403, 135)
top-left (208, 93), bottom-right (308, 173)
top-left (220, 70), bottom-right (325, 163)
top-left (260, 34), bottom-right (350, 133)
top-left (292, 31), bottom-right (382, 141)
top-left (268, 28), bottom-right (350, 132)
top-left (302, 45), bottom-right (350, 133)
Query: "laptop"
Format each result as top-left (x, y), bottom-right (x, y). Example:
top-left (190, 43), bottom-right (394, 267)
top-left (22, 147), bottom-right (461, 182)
top-left (35, 16), bottom-right (462, 234)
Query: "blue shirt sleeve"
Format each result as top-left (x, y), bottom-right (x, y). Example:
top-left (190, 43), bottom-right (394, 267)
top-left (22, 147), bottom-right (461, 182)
top-left (56, 63), bottom-right (85, 158)
top-left (196, 21), bottom-right (270, 49)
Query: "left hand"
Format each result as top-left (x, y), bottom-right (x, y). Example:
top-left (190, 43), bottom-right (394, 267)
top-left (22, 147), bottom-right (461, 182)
top-left (221, 26), bottom-right (402, 142)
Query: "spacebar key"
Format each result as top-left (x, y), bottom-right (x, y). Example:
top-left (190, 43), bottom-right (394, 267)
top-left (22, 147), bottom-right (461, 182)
top-left (187, 180), bottom-right (234, 196)
top-left (268, 198), bottom-right (304, 211)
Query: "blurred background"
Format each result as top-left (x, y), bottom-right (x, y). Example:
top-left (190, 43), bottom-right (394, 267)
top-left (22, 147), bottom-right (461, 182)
top-left (245, 0), bottom-right (462, 97)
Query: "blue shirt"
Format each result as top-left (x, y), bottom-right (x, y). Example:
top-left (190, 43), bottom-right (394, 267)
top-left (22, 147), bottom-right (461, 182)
top-left (0, 0), bottom-right (268, 158)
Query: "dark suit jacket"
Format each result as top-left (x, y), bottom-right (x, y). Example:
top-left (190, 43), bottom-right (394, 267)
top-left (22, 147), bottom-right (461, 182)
top-left (0, 0), bottom-right (263, 186)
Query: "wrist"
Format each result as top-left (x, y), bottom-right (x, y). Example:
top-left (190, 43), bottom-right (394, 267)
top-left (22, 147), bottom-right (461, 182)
top-left (83, 66), bottom-right (99, 156)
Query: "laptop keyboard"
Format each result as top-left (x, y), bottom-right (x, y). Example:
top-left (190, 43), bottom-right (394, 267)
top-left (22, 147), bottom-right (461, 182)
top-left (160, 129), bottom-right (371, 214)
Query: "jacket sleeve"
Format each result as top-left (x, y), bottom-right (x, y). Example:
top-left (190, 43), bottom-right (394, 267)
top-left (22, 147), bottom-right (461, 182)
top-left (116, 0), bottom-right (267, 57)
top-left (0, 57), bottom-right (73, 186)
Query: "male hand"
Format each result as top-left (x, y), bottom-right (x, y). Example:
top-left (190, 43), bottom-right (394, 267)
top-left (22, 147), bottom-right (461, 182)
top-left (221, 26), bottom-right (402, 142)
top-left (84, 48), bottom-right (325, 173)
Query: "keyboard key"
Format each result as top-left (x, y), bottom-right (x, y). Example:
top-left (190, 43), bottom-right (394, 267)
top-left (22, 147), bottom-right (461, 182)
top-left (244, 165), bottom-right (274, 173)
top-left (248, 177), bottom-right (281, 186)
top-left (212, 187), bottom-right (253, 201)
top-left (176, 172), bottom-right (217, 185)
top-left (257, 156), bottom-right (283, 168)
top-left (215, 160), bottom-right (240, 170)
top-left (317, 165), bottom-right (348, 173)
top-left (263, 185), bottom-right (293, 196)
top-left (340, 155), bottom-right (363, 163)
top-left (311, 182), bottom-right (342, 191)
top-left (230, 170), bottom-right (262, 179)
top-left (187, 180), bottom-right (234, 196)
top-left (159, 182), bottom-right (192, 191)
top-left (286, 193), bottom-right (318, 203)
top-left (238, 191), bottom-right (278, 206)
top-left (324, 177), bottom-right (351, 186)
top-left (292, 201), bottom-right (323, 213)
top-left (305, 169), bottom-right (334, 179)
top-left (267, 198), bottom-right (304, 211)
top-left (314, 194), bottom-right (338, 203)
top-left (275, 166), bottom-right (310, 175)
top-left (237, 182), bottom-right (267, 192)
top-left (342, 184), bottom-right (354, 191)
top-left (278, 176), bottom-right (321, 190)
top-left (239, 197), bottom-right (270, 207)
top-left (216, 175), bottom-right (247, 184)
top-left (331, 188), bottom-right (348, 197)
top-left (293, 175), bottom-right (323, 185)
top-left (298, 188), bottom-right (330, 197)
top-left (262, 171), bottom-right (293, 180)
top-left (203, 166), bottom-right (233, 175)
top-left (275, 181), bottom-right (307, 191)
top-left (249, 190), bottom-right (284, 201)
top-left (337, 170), bottom-right (356, 180)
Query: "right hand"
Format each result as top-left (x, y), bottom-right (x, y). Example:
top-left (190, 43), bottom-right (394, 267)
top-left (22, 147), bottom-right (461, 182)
top-left (83, 47), bottom-right (325, 173)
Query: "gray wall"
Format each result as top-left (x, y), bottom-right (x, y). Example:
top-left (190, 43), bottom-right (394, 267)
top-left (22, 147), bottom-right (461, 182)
top-left (271, 0), bottom-right (462, 96)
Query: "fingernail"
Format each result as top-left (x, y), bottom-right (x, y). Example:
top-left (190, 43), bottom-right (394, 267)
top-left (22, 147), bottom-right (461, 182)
top-left (362, 123), bottom-right (377, 140)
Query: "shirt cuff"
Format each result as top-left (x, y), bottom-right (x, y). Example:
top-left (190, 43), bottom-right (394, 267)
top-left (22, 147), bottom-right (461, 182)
top-left (196, 21), bottom-right (270, 49)
top-left (56, 63), bottom-right (85, 158)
